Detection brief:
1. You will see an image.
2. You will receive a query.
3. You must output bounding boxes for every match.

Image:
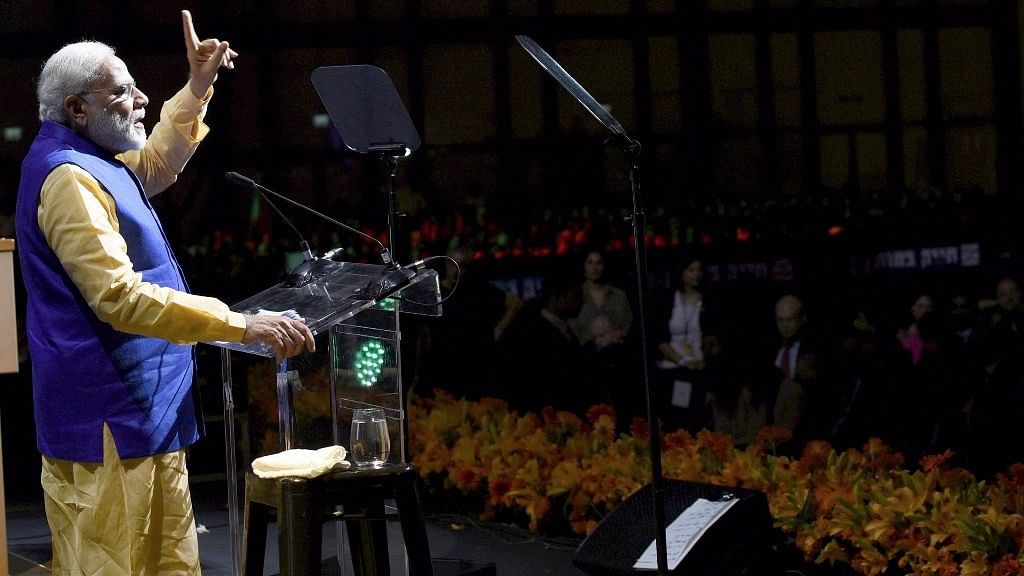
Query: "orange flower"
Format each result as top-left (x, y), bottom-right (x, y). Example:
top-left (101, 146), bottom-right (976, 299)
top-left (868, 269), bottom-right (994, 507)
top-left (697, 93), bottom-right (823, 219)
top-left (862, 437), bottom-right (905, 471)
top-left (696, 429), bottom-right (732, 461)
top-left (586, 404), bottom-right (616, 425)
top-left (813, 485), bottom-right (841, 516)
top-left (796, 440), bottom-right (833, 475)
top-left (454, 466), bottom-right (483, 492)
top-left (1011, 463), bottom-right (1024, 485)
top-left (755, 426), bottom-right (792, 453)
top-left (662, 429), bottom-right (693, 450)
top-left (992, 554), bottom-right (1024, 576)
top-left (630, 417), bottom-right (649, 440)
top-left (488, 478), bottom-right (514, 508)
top-left (920, 449), bottom-right (956, 473)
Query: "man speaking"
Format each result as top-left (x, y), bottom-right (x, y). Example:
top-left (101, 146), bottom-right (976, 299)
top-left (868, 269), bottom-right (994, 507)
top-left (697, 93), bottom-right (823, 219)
top-left (15, 10), bottom-right (313, 574)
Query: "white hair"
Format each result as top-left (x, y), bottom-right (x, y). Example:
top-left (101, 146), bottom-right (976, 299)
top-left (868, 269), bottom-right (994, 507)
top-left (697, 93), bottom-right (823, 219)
top-left (37, 41), bottom-right (115, 123)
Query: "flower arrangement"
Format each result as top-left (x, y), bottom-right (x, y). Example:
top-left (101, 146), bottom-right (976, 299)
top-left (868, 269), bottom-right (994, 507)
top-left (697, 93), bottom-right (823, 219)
top-left (408, 391), bottom-right (1024, 576)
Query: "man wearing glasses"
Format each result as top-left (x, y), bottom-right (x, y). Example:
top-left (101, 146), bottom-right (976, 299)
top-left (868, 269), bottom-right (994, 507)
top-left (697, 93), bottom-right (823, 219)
top-left (16, 10), bottom-right (314, 574)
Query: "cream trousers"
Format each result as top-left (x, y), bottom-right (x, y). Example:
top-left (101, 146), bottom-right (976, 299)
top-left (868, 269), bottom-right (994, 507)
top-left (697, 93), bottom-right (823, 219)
top-left (40, 425), bottom-right (201, 575)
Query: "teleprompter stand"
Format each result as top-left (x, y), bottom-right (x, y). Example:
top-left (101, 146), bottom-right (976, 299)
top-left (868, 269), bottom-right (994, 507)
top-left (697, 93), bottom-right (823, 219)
top-left (515, 35), bottom-right (670, 575)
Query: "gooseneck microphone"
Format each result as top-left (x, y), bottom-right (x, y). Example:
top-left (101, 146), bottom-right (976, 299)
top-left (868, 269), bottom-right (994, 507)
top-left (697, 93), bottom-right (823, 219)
top-left (224, 171), bottom-right (393, 266)
top-left (226, 174), bottom-right (314, 263)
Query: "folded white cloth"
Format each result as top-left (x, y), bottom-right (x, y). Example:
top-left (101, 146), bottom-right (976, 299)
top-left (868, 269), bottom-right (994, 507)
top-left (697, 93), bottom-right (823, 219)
top-left (251, 445), bottom-right (350, 479)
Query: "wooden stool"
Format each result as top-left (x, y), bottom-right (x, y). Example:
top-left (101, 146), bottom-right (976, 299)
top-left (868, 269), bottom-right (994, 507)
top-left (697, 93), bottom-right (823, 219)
top-left (242, 462), bottom-right (433, 576)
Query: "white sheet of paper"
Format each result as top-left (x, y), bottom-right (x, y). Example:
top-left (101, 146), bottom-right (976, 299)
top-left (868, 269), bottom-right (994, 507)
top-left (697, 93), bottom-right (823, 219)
top-left (257, 308), bottom-right (304, 321)
top-left (671, 380), bottom-right (692, 408)
top-left (633, 497), bottom-right (739, 571)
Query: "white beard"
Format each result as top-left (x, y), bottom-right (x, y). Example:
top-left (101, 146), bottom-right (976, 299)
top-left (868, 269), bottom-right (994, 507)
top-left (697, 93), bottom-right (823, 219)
top-left (88, 107), bottom-right (146, 153)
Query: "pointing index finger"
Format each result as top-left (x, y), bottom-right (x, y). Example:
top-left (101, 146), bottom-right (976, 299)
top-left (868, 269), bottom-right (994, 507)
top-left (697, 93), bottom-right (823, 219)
top-left (181, 10), bottom-right (200, 52)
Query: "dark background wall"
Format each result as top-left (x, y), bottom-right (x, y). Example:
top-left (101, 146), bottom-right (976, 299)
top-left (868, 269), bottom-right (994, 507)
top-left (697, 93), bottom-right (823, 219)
top-left (1, 1), bottom-right (1021, 259)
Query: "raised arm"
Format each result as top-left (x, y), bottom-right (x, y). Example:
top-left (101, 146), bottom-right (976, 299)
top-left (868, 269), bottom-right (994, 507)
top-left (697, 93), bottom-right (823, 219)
top-left (181, 9), bottom-right (238, 99)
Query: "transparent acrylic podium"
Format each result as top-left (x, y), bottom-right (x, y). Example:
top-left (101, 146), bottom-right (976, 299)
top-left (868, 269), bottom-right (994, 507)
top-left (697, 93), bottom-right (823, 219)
top-left (206, 259), bottom-right (441, 575)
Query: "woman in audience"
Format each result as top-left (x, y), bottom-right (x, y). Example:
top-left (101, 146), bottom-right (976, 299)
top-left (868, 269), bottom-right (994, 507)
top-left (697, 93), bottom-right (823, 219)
top-left (652, 255), bottom-right (721, 432)
top-left (569, 248), bottom-right (634, 346)
top-left (896, 293), bottom-right (936, 366)
top-left (890, 292), bottom-right (951, 462)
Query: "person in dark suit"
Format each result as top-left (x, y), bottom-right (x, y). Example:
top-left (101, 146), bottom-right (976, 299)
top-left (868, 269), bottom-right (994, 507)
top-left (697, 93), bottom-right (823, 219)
top-left (496, 272), bottom-right (585, 414)
top-left (767, 294), bottom-right (833, 452)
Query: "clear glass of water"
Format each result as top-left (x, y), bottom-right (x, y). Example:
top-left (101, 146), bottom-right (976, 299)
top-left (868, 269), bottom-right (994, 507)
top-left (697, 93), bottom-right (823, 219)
top-left (350, 407), bottom-right (390, 468)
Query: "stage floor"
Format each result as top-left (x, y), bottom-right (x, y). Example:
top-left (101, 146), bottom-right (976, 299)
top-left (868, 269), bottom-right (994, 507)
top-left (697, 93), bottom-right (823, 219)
top-left (4, 480), bottom-right (587, 576)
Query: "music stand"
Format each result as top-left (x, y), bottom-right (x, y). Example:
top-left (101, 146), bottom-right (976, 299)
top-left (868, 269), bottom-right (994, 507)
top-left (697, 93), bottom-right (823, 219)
top-left (516, 35), bottom-right (669, 574)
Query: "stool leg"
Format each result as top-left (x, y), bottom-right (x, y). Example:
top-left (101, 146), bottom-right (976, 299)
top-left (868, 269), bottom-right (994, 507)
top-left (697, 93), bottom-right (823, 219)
top-left (279, 481), bottom-right (322, 576)
top-left (345, 502), bottom-right (390, 576)
top-left (345, 516), bottom-right (374, 576)
top-left (243, 498), bottom-right (269, 576)
top-left (395, 478), bottom-right (433, 576)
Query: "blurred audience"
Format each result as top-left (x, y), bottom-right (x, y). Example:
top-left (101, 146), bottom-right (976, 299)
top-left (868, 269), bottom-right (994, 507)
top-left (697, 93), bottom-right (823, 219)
top-left (22, 181), bottom-right (1013, 479)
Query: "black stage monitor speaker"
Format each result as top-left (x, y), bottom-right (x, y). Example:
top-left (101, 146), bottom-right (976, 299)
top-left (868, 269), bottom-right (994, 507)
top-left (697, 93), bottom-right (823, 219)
top-left (573, 480), bottom-right (778, 576)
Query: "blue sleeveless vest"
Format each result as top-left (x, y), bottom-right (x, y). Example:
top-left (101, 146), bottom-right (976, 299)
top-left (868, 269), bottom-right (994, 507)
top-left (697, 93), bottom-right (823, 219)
top-left (16, 120), bottom-right (203, 462)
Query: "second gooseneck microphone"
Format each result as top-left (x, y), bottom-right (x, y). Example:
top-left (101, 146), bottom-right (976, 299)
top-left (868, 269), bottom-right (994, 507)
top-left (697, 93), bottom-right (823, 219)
top-left (227, 174), bottom-right (314, 263)
top-left (224, 171), bottom-right (393, 266)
